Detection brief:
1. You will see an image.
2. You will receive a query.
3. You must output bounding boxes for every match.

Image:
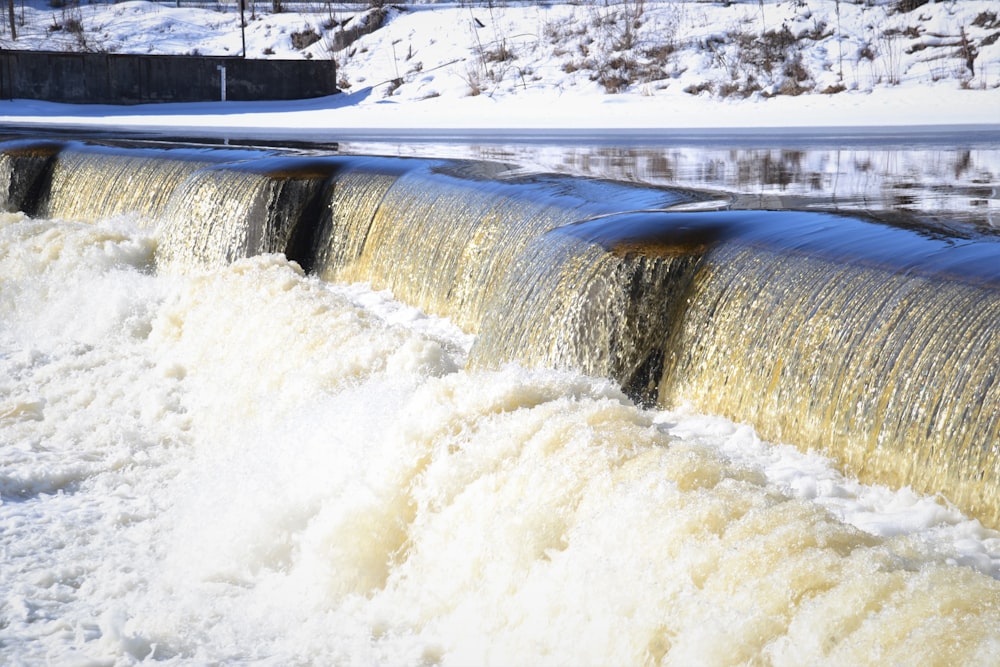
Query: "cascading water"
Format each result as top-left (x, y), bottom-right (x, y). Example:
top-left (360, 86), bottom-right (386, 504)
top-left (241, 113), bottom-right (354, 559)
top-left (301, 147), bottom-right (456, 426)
top-left (470, 224), bottom-right (703, 404)
top-left (313, 159), bottom-right (690, 332)
top-left (157, 157), bottom-right (341, 269)
top-left (659, 234), bottom-right (1000, 524)
top-left (36, 144), bottom-right (220, 224)
top-left (2, 137), bottom-right (1000, 664)
top-left (8, 138), bottom-right (1000, 522)
top-left (0, 139), bottom-right (63, 215)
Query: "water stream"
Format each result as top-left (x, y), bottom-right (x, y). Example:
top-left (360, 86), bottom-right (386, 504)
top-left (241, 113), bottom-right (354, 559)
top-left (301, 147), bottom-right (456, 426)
top-left (2, 133), bottom-right (999, 664)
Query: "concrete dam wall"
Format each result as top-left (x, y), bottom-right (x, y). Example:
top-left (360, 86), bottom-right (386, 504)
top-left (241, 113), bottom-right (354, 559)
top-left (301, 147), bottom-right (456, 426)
top-left (0, 50), bottom-right (338, 104)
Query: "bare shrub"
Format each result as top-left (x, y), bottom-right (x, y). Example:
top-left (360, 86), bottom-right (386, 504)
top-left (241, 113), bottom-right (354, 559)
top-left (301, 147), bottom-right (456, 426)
top-left (597, 72), bottom-right (632, 94)
top-left (327, 7), bottom-right (386, 53)
top-left (593, 54), bottom-right (637, 93)
top-left (858, 42), bottom-right (876, 62)
top-left (483, 41), bottom-right (514, 64)
top-left (893, 0), bottom-right (928, 14)
top-left (384, 77), bottom-right (402, 97)
top-left (577, 0), bottom-right (683, 94)
top-left (562, 60), bottom-right (582, 74)
top-left (783, 55), bottom-right (811, 84)
top-left (773, 77), bottom-right (811, 96)
top-left (291, 27), bottom-right (320, 50)
top-left (973, 12), bottom-right (999, 30)
top-left (48, 1), bottom-right (89, 50)
top-left (462, 65), bottom-right (482, 97)
top-left (877, 30), bottom-right (903, 84)
top-left (799, 19), bottom-right (832, 41)
top-left (741, 25), bottom-right (797, 77)
top-left (684, 81), bottom-right (713, 95)
top-left (718, 79), bottom-right (758, 98)
top-left (588, 0), bottom-right (645, 52)
top-left (644, 43), bottom-right (676, 65)
top-left (708, 23), bottom-right (811, 97)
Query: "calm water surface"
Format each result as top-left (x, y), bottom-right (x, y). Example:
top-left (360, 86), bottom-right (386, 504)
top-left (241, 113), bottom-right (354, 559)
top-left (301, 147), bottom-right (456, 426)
top-left (332, 126), bottom-right (1000, 227)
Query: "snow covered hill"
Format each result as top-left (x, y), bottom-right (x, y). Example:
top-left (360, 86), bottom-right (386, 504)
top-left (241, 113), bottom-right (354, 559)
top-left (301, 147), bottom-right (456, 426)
top-left (0, 1), bottom-right (997, 129)
top-left (334, 1), bottom-right (1000, 102)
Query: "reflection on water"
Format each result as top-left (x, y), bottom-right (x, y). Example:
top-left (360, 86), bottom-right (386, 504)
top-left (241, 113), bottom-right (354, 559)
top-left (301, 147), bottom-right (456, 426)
top-left (337, 138), bottom-right (1000, 228)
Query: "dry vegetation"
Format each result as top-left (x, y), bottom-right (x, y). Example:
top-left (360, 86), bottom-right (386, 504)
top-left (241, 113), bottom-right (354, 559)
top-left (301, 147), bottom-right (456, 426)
top-left (460, 0), bottom-right (998, 98)
top-left (2, 0), bottom-right (998, 98)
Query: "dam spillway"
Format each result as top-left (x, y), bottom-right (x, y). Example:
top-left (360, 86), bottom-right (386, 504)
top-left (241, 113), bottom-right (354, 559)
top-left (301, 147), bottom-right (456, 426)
top-left (3, 137), bottom-right (1000, 529)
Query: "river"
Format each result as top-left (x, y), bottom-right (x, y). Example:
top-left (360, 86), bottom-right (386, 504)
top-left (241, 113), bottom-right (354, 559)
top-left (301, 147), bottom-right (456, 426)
top-left (1, 130), bottom-right (999, 664)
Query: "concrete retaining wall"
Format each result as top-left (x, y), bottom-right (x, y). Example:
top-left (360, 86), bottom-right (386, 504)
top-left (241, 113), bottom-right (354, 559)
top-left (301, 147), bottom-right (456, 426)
top-left (0, 51), bottom-right (338, 104)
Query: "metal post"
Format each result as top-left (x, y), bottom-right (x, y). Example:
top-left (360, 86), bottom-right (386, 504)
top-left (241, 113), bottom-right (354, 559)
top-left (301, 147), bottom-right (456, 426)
top-left (240, 0), bottom-right (246, 58)
top-left (217, 64), bottom-right (226, 101)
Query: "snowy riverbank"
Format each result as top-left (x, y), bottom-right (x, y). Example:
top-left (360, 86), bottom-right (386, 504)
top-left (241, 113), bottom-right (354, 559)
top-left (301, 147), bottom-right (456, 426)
top-left (0, 1), bottom-right (997, 134)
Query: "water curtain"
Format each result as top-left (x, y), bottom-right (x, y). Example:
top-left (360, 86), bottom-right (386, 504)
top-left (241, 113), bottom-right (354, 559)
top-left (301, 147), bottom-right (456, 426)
top-left (4, 138), bottom-right (999, 526)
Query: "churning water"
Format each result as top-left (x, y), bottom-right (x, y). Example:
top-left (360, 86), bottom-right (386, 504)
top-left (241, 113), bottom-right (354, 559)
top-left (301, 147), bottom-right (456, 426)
top-left (2, 138), bottom-right (1000, 665)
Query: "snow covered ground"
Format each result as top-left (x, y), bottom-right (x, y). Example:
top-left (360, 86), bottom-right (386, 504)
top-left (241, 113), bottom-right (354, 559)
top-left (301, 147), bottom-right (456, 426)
top-left (0, 0), bottom-right (997, 133)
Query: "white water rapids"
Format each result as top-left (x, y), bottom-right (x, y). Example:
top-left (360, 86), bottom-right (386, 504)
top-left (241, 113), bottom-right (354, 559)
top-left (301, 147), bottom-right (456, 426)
top-left (2, 211), bottom-right (1000, 665)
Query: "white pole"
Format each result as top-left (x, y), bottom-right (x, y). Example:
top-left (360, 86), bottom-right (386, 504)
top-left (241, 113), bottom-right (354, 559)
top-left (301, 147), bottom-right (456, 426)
top-left (217, 65), bottom-right (227, 101)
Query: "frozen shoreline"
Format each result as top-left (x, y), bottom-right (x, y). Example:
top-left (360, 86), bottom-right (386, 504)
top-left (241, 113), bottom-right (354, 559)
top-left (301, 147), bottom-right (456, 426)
top-left (1, 0), bottom-right (998, 138)
top-left (2, 84), bottom-right (998, 142)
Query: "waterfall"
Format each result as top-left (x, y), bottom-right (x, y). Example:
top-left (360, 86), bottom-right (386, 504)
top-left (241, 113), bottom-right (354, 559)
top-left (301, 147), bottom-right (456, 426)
top-left (470, 213), bottom-right (707, 404)
top-left (35, 144), bottom-right (220, 224)
top-left (3, 138), bottom-right (1000, 527)
top-left (157, 157), bottom-right (341, 269)
top-left (311, 158), bottom-right (691, 332)
top-left (659, 233), bottom-right (1000, 524)
top-left (0, 139), bottom-right (63, 215)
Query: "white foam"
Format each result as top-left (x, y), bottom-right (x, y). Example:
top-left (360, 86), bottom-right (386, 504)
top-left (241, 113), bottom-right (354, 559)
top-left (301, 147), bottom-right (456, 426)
top-left (3, 212), bottom-right (1000, 665)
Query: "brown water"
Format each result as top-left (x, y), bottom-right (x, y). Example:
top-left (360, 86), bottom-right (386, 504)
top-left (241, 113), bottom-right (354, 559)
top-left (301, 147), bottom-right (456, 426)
top-left (4, 134), bottom-right (1000, 664)
top-left (6, 135), bottom-right (1000, 528)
